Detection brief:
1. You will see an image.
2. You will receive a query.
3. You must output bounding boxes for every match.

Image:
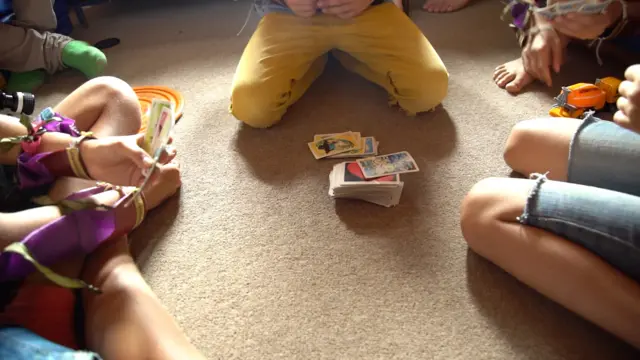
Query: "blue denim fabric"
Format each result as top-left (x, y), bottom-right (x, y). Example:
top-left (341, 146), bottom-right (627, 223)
top-left (0, 327), bottom-right (101, 359)
top-left (519, 115), bottom-right (640, 282)
top-left (254, 0), bottom-right (392, 17)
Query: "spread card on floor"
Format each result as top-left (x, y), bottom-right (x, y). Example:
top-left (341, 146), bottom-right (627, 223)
top-left (314, 131), bottom-right (361, 143)
top-left (356, 151), bottom-right (419, 179)
top-left (328, 136), bottom-right (378, 159)
top-left (308, 133), bottom-right (360, 159)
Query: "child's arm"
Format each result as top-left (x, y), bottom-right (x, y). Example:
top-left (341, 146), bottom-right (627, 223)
top-left (0, 114), bottom-right (75, 165)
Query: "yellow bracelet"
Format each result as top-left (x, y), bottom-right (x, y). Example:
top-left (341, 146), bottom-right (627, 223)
top-left (66, 131), bottom-right (94, 179)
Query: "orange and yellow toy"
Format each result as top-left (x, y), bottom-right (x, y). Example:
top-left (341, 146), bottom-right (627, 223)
top-left (549, 77), bottom-right (622, 118)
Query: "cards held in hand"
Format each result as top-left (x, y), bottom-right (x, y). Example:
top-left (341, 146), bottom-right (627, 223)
top-left (329, 161), bottom-right (404, 208)
top-left (308, 131), bottom-right (378, 159)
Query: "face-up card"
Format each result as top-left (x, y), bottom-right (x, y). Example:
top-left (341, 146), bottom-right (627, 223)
top-left (314, 131), bottom-right (361, 144)
top-left (342, 162), bottom-right (399, 183)
top-left (356, 151), bottom-right (419, 179)
top-left (150, 107), bottom-right (175, 158)
top-left (308, 133), bottom-right (360, 159)
top-left (144, 99), bottom-right (172, 154)
top-left (557, 1), bottom-right (581, 13)
top-left (579, 2), bottom-right (610, 13)
top-left (328, 137), bottom-right (377, 159)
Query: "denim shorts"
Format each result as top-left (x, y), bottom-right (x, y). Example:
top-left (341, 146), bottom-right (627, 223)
top-left (518, 114), bottom-right (640, 282)
top-left (0, 327), bottom-right (101, 359)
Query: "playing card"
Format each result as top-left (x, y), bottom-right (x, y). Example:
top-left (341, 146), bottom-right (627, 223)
top-left (328, 137), bottom-right (378, 159)
top-left (579, 1), bottom-right (611, 13)
top-left (314, 131), bottom-right (361, 144)
top-left (150, 107), bottom-right (175, 158)
top-left (340, 161), bottom-right (399, 185)
top-left (308, 133), bottom-right (360, 159)
top-left (557, 1), bottom-right (582, 13)
top-left (144, 99), bottom-right (172, 154)
top-left (535, 8), bottom-right (558, 19)
top-left (356, 151), bottom-right (419, 179)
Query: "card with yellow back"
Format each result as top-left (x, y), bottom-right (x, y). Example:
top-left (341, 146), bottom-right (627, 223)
top-left (308, 133), bottom-right (360, 159)
top-left (313, 131), bottom-right (361, 144)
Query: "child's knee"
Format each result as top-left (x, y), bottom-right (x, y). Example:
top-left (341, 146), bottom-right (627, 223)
top-left (399, 64), bottom-right (449, 114)
top-left (230, 83), bottom-right (284, 128)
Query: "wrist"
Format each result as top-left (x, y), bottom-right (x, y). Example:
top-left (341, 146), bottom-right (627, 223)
top-left (37, 132), bottom-right (74, 153)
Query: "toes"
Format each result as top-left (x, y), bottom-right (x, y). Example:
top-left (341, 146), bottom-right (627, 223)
top-left (505, 82), bottom-right (522, 94)
top-left (506, 74), bottom-right (527, 94)
top-left (493, 67), bottom-right (507, 80)
top-left (497, 72), bottom-right (515, 88)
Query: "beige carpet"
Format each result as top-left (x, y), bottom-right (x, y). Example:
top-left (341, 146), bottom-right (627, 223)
top-left (32, 0), bottom-right (640, 358)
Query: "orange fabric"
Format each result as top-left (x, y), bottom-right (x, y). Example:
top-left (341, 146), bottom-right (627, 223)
top-left (0, 285), bottom-right (78, 349)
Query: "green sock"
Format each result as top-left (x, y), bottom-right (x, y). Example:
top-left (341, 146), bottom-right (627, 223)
top-left (61, 40), bottom-right (107, 79)
top-left (6, 70), bottom-right (46, 93)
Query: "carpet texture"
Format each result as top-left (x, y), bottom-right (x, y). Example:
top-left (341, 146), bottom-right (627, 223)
top-left (32, 0), bottom-right (640, 358)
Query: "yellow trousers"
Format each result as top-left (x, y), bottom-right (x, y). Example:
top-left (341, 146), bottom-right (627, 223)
top-left (230, 3), bottom-right (448, 128)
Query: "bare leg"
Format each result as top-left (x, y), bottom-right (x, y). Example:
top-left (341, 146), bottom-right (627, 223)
top-left (503, 117), bottom-right (581, 181)
top-left (81, 237), bottom-right (206, 360)
top-left (53, 76), bottom-right (141, 137)
top-left (423, 0), bottom-right (470, 13)
top-left (48, 76), bottom-right (143, 200)
top-left (460, 177), bottom-right (640, 349)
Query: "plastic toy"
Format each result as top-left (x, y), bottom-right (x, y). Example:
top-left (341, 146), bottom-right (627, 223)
top-left (133, 86), bottom-right (184, 134)
top-left (549, 77), bottom-right (622, 118)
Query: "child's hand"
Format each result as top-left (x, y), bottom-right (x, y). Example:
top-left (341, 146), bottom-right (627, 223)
top-left (285, 0), bottom-right (318, 17)
top-left (522, 27), bottom-right (564, 87)
top-left (318, 0), bottom-right (373, 18)
top-left (614, 64), bottom-right (640, 134)
top-left (549, 2), bottom-right (622, 40)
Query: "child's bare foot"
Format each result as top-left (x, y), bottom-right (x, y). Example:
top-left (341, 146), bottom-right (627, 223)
top-left (423, 0), bottom-right (470, 12)
top-left (493, 58), bottom-right (535, 94)
top-left (393, 0), bottom-right (403, 9)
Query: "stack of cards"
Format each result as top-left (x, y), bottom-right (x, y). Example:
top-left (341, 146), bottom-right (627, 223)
top-left (534, 0), bottom-right (611, 19)
top-left (308, 131), bottom-right (378, 160)
top-left (328, 151), bottom-right (419, 207)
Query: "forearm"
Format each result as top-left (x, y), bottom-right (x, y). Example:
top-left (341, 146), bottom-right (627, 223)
top-left (0, 114), bottom-right (75, 165)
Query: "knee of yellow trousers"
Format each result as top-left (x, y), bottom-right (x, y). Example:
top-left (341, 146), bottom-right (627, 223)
top-left (397, 64), bottom-right (449, 115)
top-left (230, 83), bottom-right (285, 129)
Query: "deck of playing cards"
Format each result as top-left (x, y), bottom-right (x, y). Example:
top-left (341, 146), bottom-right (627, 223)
top-left (329, 161), bottom-right (404, 207)
top-left (328, 151), bottom-right (420, 207)
top-left (308, 131), bottom-right (378, 159)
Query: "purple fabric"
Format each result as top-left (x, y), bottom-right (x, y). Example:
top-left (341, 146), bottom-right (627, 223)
top-left (0, 207), bottom-right (118, 282)
top-left (16, 152), bottom-right (56, 190)
top-left (15, 111), bottom-right (81, 190)
top-left (511, 2), bottom-right (529, 29)
top-left (40, 114), bottom-right (81, 137)
top-left (64, 185), bottom-right (108, 201)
